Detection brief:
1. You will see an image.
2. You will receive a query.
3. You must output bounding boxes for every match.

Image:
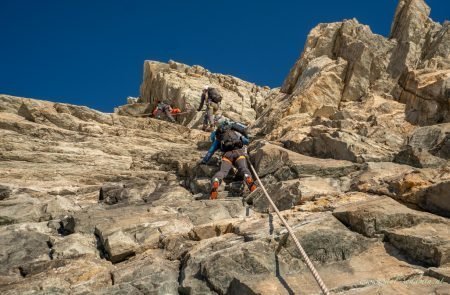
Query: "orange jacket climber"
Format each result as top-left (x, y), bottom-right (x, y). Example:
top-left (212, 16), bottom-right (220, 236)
top-left (152, 101), bottom-right (175, 122)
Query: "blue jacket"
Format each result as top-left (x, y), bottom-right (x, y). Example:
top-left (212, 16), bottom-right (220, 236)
top-left (202, 127), bottom-right (249, 163)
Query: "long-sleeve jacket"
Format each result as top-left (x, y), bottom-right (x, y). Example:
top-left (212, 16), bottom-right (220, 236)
top-left (152, 102), bottom-right (172, 116)
top-left (201, 122), bottom-right (249, 163)
top-left (197, 91), bottom-right (207, 111)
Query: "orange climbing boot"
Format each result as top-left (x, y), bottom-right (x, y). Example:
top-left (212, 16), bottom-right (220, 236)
top-left (245, 175), bottom-right (257, 192)
top-left (210, 179), bottom-right (220, 200)
top-left (210, 191), bottom-right (218, 200)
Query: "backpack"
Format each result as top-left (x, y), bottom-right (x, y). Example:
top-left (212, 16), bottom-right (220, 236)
top-left (219, 125), bottom-right (243, 151)
top-left (208, 88), bottom-right (222, 103)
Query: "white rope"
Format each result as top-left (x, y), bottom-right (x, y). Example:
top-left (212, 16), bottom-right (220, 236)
top-left (248, 161), bottom-right (331, 295)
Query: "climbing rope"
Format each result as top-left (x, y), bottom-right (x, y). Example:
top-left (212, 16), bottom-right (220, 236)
top-left (247, 160), bottom-right (331, 295)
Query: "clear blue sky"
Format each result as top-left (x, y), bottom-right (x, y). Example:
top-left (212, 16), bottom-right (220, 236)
top-left (0, 0), bottom-right (447, 112)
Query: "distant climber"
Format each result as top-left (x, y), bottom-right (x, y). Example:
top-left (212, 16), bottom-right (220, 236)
top-left (197, 86), bottom-right (222, 131)
top-left (152, 100), bottom-right (176, 123)
top-left (200, 116), bottom-right (257, 200)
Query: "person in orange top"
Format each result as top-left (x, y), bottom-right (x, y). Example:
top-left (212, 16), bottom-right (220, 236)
top-left (152, 100), bottom-right (175, 122)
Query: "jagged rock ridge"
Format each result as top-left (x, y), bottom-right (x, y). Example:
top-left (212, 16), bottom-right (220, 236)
top-left (116, 60), bottom-right (276, 128)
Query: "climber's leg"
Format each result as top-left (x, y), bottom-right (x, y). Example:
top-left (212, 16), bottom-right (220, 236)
top-left (210, 154), bottom-right (233, 199)
top-left (235, 152), bottom-right (256, 192)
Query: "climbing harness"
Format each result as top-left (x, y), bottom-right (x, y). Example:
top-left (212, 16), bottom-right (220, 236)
top-left (247, 160), bottom-right (331, 295)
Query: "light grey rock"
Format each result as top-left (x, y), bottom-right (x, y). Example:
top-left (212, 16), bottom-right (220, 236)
top-left (282, 213), bottom-right (374, 264)
top-left (89, 205), bottom-right (193, 263)
top-left (246, 177), bottom-right (344, 213)
top-left (415, 180), bottom-right (450, 217)
top-left (388, 0), bottom-right (436, 78)
top-left (394, 123), bottom-right (450, 167)
top-left (333, 196), bottom-right (447, 237)
top-left (351, 161), bottom-right (415, 195)
top-left (110, 250), bottom-right (180, 295)
top-left (249, 142), bottom-right (360, 180)
top-left (385, 222), bottom-right (450, 266)
top-left (115, 103), bottom-right (153, 117)
top-left (420, 22), bottom-right (450, 70)
top-left (177, 199), bottom-right (246, 226)
top-left (50, 233), bottom-right (98, 260)
top-left (0, 258), bottom-right (114, 294)
top-left (247, 180), bottom-right (302, 213)
top-left (0, 228), bottom-right (52, 277)
top-left (401, 70), bottom-right (450, 125)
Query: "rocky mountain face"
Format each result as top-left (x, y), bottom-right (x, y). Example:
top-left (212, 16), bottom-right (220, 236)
top-left (1, 0), bottom-right (449, 294)
top-left (116, 60), bottom-right (275, 127)
top-left (253, 0), bottom-right (449, 168)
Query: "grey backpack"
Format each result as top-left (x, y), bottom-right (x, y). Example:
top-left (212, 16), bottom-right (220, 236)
top-left (208, 88), bottom-right (222, 103)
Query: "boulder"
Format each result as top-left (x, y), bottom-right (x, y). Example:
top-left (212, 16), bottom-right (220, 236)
top-left (296, 126), bottom-right (396, 162)
top-left (75, 205), bottom-right (193, 263)
top-left (351, 162), bottom-right (415, 195)
top-left (0, 258), bottom-right (114, 294)
top-left (400, 70), bottom-right (450, 125)
top-left (188, 218), bottom-right (238, 241)
top-left (394, 123), bottom-right (450, 167)
top-left (296, 192), bottom-right (373, 213)
top-left (50, 233), bottom-right (99, 260)
top-left (385, 223), bottom-right (450, 266)
top-left (109, 249), bottom-right (180, 295)
top-left (420, 22), bottom-right (450, 70)
top-left (0, 228), bottom-right (52, 277)
top-left (247, 180), bottom-right (302, 213)
top-left (115, 103), bottom-right (153, 117)
top-left (247, 177), bottom-right (345, 213)
top-left (333, 196), bottom-right (447, 237)
top-left (414, 180), bottom-right (450, 217)
top-left (393, 145), bottom-right (447, 168)
top-left (160, 234), bottom-right (198, 261)
top-left (177, 199), bottom-right (246, 226)
top-left (249, 142), bottom-right (360, 180)
top-left (0, 194), bottom-right (50, 225)
top-left (281, 213), bottom-right (374, 264)
top-left (99, 179), bottom-right (157, 205)
top-left (179, 233), bottom-right (245, 294)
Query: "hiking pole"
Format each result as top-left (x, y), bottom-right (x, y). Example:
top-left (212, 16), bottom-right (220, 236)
top-left (247, 160), bottom-right (331, 295)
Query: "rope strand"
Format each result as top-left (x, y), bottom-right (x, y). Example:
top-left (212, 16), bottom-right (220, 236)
top-left (248, 160), bottom-right (331, 295)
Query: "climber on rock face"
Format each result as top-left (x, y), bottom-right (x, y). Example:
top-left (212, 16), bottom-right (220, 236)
top-left (200, 115), bottom-right (257, 200)
top-left (152, 100), bottom-right (176, 123)
top-left (197, 86), bottom-right (222, 131)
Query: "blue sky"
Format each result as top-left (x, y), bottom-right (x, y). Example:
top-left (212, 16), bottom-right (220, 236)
top-left (0, 0), bottom-right (448, 112)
